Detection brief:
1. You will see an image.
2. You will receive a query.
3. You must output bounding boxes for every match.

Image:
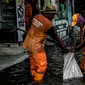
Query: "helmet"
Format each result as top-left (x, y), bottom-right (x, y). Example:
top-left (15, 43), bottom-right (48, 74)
top-left (42, 4), bottom-right (56, 14)
top-left (71, 13), bottom-right (85, 28)
top-left (71, 13), bottom-right (79, 27)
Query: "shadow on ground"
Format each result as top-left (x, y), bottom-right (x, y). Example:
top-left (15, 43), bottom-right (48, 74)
top-left (0, 58), bottom-right (63, 85)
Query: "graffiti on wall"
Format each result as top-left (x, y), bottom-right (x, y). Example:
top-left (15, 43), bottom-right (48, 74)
top-left (16, 0), bottom-right (25, 42)
top-left (17, 0), bottom-right (25, 27)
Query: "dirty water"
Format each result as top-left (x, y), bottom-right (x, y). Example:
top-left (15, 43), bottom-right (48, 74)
top-left (0, 53), bottom-right (85, 85)
top-left (0, 58), bottom-right (62, 85)
top-left (0, 37), bottom-right (85, 85)
top-left (0, 58), bottom-right (85, 85)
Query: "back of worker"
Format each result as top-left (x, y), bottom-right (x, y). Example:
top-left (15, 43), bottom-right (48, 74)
top-left (23, 14), bottom-right (53, 54)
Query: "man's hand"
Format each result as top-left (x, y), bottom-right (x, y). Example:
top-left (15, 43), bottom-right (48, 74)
top-left (70, 48), bottom-right (75, 52)
top-left (63, 48), bottom-right (69, 54)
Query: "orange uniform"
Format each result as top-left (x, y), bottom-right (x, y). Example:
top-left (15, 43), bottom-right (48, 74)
top-left (23, 14), bottom-right (53, 81)
top-left (23, 14), bottom-right (53, 54)
top-left (23, 0), bottom-right (67, 81)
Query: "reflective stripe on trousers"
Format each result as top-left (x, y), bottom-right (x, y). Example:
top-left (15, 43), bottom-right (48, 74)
top-left (30, 52), bottom-right (47, 81)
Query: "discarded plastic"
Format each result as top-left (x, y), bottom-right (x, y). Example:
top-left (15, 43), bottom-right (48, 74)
top-left (63, 52), bottom-right (83, 80)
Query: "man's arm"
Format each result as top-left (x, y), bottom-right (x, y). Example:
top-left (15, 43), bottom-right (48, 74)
top-left (75, 40), bottom-right (85, 51)
top-left (46, 26), bottom-right (67, 50)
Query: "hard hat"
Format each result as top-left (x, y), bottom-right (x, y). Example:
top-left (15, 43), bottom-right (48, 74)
top-left (71, 13), bottom-right (79, 27)
top-left (42, 4), bottom-right (56, 13)
top-left (71, 13), bottom-right (85, 27)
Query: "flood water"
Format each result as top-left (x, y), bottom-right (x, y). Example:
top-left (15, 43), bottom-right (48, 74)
top-left (0, 37), bottom-right (85, 85)
top-left (0, 57), bottom-right (85, 85)
top-left (0, 58), bottom-right (63, 85)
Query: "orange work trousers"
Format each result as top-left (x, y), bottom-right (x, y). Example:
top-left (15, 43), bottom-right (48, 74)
top-left (29, 52), bottom-right (47, 81)
top-left (81, 55), bottom-right (85, 75)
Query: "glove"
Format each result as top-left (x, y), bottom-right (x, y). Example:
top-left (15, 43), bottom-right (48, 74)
top-left (63, 48), bottom-right (69, 54)
top-left (69, 48), bottom-right (75, 52)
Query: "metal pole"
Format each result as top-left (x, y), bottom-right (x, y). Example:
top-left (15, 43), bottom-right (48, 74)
top-left (68, 0), bottom-right (72, 25)
top-left (72, 0), bottom-right (75, 14)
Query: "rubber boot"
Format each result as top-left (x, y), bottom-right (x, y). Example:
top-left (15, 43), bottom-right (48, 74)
top-left (34, 72), bottom-right (44, 81)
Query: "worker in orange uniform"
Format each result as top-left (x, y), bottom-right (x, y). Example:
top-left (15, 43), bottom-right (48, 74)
top-left (23, 0), bottom-right (68, 81)
top-left (71, 13), bottom-right (85, 75)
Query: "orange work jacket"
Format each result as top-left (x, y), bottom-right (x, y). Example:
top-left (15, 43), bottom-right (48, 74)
top-left (23, 14), bottom-right (53, 55)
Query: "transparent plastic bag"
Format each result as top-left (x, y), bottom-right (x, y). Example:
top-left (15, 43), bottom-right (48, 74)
top-left (63, 52), bottom-right (83, 80)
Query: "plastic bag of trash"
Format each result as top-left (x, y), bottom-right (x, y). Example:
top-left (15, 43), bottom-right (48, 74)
top-left (63, 52), bottom-right (83, 80)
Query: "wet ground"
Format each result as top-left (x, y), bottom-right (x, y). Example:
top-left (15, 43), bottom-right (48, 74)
top-left (0, 36), bottom-right (85, 85)
top-left (0, 58), bottom-right (85, 85)
top-left (0, 47), bottom-right (85, 85)
top-left (0, 58), bottom-right (63, 85)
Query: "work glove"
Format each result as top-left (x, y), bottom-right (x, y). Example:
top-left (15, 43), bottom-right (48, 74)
top-left (63, 48), bottom-right (70, 54)
top-left (69, 48), bottom-right (75, 52)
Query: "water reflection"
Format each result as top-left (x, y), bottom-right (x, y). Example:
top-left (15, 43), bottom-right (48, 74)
top-left (63, 77), bottom-right (85, 85)
top-left (0, 39), bottom-right (85, 85)
top-left (0, 58), bottom-right (85, 85)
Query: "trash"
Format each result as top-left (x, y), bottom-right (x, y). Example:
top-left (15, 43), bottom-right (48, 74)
top-left (63, 52), bottom-right (83, 80)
